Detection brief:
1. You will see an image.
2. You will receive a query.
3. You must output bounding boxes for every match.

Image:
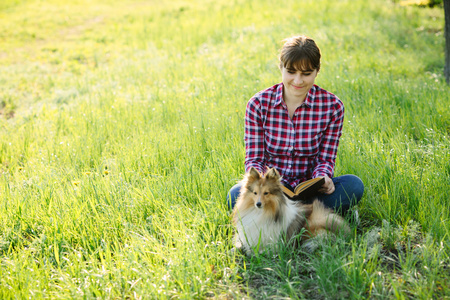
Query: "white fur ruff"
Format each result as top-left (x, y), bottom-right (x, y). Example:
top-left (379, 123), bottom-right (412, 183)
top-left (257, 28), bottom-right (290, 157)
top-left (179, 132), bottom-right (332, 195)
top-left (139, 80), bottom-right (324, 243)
top-left (234, 200), bottom-right (299, 254)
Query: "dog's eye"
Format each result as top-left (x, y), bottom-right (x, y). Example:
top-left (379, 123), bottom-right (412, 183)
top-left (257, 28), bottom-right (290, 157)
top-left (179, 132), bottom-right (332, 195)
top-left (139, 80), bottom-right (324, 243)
top-left (253, 192), bottom-right (257, 195)
top-left (264, 192), bottom-right (269, 195)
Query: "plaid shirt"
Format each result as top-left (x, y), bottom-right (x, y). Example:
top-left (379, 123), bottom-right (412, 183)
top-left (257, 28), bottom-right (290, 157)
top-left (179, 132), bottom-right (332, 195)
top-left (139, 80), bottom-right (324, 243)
top-left (244, 83), bottom-right (344, 189)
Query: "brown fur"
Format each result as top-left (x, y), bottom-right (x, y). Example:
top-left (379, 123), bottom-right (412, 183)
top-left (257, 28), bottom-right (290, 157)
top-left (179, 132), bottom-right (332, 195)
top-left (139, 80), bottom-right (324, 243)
top-left (233, 167), bottom-right (289, 224)
top-left (232, 167), bottom-right (350, 253)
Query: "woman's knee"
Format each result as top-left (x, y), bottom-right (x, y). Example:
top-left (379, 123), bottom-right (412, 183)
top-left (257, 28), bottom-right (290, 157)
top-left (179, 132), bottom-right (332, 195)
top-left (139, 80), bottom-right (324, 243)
top-left (352, 175), bottom-right (364, 199)
top-left (343, 174), bottom-right (364, 204)
top-left (331, 174), bottom-right (364, 206)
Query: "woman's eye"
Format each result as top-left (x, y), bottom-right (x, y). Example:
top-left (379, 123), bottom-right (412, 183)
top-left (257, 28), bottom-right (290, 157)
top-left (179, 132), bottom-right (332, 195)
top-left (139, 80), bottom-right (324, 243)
top-left (304, 73), bottom-right (311, 76)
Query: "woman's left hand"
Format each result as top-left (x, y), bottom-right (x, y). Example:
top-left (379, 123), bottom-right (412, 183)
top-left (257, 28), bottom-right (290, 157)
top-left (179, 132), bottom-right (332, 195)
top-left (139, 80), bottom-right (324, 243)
top-left (319, 176), bottom-right (335, 194)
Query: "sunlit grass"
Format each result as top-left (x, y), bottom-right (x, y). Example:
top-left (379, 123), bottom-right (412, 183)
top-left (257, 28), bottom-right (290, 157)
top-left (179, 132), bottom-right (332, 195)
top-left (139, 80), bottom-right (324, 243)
top-left (0, 0), bottom-right (449, 298)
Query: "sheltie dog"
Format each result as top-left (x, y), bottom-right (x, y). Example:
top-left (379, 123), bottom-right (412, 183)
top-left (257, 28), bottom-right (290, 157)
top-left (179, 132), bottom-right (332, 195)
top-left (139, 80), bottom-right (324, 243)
top-left (232, 167), bottom-right (350, 254)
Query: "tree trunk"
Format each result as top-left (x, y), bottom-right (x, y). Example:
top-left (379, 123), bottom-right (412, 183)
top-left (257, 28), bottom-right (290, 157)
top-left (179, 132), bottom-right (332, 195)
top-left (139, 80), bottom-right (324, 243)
top-left (445, 0), bottom-right (450, 84)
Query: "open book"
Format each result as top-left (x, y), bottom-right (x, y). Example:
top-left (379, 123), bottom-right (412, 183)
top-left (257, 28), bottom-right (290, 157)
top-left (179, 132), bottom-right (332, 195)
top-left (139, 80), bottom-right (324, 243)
top-left (282, 177), bottom-right (325, 200)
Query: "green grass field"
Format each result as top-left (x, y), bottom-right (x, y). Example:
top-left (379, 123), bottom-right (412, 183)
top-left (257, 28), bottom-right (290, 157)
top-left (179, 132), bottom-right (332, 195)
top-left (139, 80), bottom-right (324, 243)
top-left (1, 0), bottom-right (449, 298)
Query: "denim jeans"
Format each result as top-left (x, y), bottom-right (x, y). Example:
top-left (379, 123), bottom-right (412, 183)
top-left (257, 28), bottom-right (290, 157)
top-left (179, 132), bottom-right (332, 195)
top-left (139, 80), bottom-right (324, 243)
top-left (226, 175), bottom-right (364, 214)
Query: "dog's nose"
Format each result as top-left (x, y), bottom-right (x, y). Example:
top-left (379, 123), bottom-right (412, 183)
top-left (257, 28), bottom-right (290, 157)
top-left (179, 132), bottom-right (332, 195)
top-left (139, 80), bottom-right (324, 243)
top-left (256, 202), bottom-right (262, 208)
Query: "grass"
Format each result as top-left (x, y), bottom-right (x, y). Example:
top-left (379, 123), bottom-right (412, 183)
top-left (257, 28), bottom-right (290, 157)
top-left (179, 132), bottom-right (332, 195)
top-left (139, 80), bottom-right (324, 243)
top-left (0, 0), bottom-right (449, 298)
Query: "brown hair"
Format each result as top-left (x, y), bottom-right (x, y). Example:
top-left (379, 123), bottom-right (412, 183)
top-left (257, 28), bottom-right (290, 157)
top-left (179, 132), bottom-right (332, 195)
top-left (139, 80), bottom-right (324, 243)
top-left (279, 35), bottom-right (321, 72)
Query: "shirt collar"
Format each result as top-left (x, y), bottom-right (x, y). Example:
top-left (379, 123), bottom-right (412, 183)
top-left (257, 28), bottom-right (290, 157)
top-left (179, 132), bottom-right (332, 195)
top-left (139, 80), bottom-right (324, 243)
top-left (304, 84), bottom-right (317, 107)
top-left (274, 83), bottom-right (284, 107)
top-left (276, 83), bottom-right (317, 108)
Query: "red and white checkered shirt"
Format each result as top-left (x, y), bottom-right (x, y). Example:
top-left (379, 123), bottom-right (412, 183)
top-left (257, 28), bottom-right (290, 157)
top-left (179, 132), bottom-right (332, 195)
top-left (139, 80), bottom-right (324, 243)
top-left (244, 83), bottom-right (344, 189)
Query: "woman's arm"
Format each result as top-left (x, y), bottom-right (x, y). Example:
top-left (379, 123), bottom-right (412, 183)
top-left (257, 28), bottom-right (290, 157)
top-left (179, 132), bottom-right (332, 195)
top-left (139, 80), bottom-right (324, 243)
top-left (244, 97), bottom-right (266, 173)
top-left (313, 101), bottom-right (344, 179)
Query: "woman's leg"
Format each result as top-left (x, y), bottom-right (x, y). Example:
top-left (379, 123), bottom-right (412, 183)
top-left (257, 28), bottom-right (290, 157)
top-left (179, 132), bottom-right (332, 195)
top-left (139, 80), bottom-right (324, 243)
top-left (227, 183), bottom-right (242, 210)
top-left (317, 174), bottom-right (364, 214)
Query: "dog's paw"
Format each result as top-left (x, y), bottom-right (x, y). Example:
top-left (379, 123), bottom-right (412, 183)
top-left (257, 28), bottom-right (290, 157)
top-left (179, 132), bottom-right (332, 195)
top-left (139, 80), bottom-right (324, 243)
top-left (301, 233), bottom-right (336, 253)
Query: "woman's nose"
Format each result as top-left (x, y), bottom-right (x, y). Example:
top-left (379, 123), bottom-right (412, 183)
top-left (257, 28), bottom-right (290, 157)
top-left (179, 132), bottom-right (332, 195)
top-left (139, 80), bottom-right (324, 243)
top-left (294, 74), bottom-right (303, 84)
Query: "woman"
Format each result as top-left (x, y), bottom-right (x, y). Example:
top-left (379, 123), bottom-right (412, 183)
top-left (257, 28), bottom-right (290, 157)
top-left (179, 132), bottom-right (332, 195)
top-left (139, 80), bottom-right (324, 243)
top-left (227, 35), bottom-right (364, 215)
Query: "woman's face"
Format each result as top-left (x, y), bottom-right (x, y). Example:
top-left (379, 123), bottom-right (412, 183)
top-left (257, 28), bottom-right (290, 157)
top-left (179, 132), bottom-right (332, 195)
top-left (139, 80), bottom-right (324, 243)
top-left (281, 66), bottom-right (318, 103)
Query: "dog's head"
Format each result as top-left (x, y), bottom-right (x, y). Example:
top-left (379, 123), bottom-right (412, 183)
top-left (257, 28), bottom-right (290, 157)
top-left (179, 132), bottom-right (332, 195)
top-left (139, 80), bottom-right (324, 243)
top-left (239, 167), bottom-right (286, 212)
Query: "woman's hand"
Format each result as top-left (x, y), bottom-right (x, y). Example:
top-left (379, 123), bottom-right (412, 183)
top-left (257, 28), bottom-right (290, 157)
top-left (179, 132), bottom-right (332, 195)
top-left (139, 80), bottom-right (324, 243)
top-left (319, 176), bottom-right (335, 194)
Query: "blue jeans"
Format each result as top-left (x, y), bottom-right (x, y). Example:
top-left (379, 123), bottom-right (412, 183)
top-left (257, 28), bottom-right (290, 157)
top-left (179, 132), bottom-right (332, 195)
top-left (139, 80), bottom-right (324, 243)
top-left (226, 175), bottom-right (364, 214)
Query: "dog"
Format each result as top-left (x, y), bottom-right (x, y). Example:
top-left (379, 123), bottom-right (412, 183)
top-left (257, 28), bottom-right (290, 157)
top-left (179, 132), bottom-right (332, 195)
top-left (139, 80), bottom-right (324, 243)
top-left (232, 167), bottom-right (350, 254)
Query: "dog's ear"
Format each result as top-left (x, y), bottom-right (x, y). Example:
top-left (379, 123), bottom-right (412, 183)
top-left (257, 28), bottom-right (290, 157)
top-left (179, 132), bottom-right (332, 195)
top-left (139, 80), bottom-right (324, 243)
top-left (246, 167), bottom-right (261, 183)
top-left (265, 168), bottom-right (281, 181)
